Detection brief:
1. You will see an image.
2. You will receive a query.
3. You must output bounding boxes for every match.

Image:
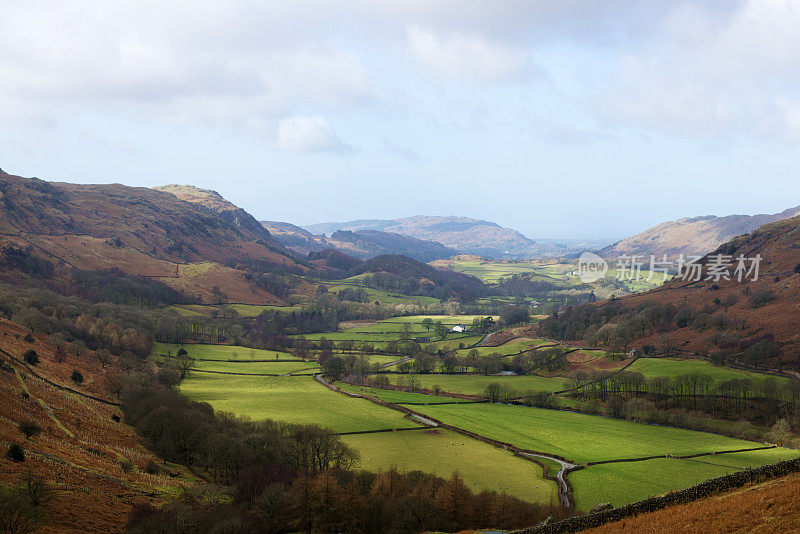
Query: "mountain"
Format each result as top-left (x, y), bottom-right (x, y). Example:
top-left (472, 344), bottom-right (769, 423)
top-left (261, 221), bottom-right (457, 262)
top-left (346, 254), bottom-right (486, 301)
top-left (304, 216), bottom-right (567, 258)
top-left (0, 317), bottom-right (174, 533)
top-left (601, 206), bottom-right (800, 260)
top-left (0, 170), bottom-right (303, 305)
top-left (543, 214), bottom-right (800, 369)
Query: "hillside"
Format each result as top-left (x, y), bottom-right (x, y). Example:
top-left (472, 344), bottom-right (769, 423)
top-left (601, 205), bottom-right (800, 260)
top-left (346, 254), bottom-right (486, 300)
top-left (261, 220), bottom-right (457, 262)
top-left (583, 471), bottom-right (800, 533)
top-left (304, 216), bottom-right (567, 258)
top-left (0, 317), bottom-right (188, 533)
top-left (542, 215), bottom-right (800, 369)
top-left (0, 170), bottom-right (302, 305)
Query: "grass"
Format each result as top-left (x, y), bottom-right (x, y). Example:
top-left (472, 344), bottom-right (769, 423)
top-left (337, 383), bottom-right (474, 404)
top-left (453, 338), bottom-right (555, 358)
top-left (570, 457), bottom-right (736, 510)
top-left (342, 428), bottom-right (558, 504)
top-left (180, 359), bottom-right (318, 375)
top-left (569, 446), bottom-right (800, 510)
top-left (411, 403), bottom-right (766, 464)
top-left (627, 357), bottom-right (789, 386)
top-left (324, 283), bottom-right (441, 306)
top-left (179, 374), bottom-right (419, 433)
top-left (153, 342), bottom-right (292, 361)
top-left (388, 373), bottom-right (567, 396)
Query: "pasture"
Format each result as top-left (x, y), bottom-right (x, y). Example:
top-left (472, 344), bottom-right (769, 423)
top-left (387, 373), bottom-right (567, 396)
top-left (342, 428), bottom-right (558, 504)
top-left (183, 359), bottom-right (318, 375)
top-left (337, 383), bottom-right (474, 404)
top-left (153, 342), bottom-right (293, 361)
top-left (627, 357), bottom-right (789, 386)
top-left (411, 403), bottom-right (766, 463)
top-left (570, 447), bottom-right (800, 509)
top-left (179, 374), bottom-right (419, 433)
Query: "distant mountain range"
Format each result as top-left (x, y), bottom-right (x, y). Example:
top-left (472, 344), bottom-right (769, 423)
top-left (300, 216), bottom-right (572, 259)
top-left (601, 206), bottom-right (800, 260)
top-left (261, 220), bottom-right (457, 263)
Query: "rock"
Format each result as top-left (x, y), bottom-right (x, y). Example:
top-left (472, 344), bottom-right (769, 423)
top-left (589, 502), bottom-right (614, 514)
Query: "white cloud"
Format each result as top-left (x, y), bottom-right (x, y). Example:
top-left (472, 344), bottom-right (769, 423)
top-left (0, 2), bottom-right (371, 127)
top-left (406, 26), bottom-right (532, 82)
top-left (276, 116), bottom-right (351, 153)
top-left (596, 0), bottom-right (800, 140)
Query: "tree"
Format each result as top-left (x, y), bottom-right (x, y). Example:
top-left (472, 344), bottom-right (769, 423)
top-left (158, 368), bottom-right (181, 388)
top-left (499, 306), bottom-right (529, 327)
top-left (176, 351), bottom-right (195, 379)
top-left (18, 422), bottom-right (41, 439)
top-left (765, 419), bottom-right (793, 446)
top-left (6, 443), bottom-right (25, 463)
top-left (434, 322), bottom-right (448, 340)
top-left (71, 370), bottom-right (84, 384)
top-left (421, 318), bottom-right (434, 331)
top-left (96, 349), bottom-right (111, 368)
top-left (23, 350), bottom-right (39, 366)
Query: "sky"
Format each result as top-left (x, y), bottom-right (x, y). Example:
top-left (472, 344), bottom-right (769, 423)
top-left (1, 0), bottom-right (799, 240)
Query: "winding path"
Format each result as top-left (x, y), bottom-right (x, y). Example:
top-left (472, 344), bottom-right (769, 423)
top-left (519, 453), bottom-right (577, 507)
top-left (315, 373), bottom-right (576, 507)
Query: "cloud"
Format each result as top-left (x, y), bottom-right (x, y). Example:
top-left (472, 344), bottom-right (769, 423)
top-left (0, 2), bottom-right (370, 127)
top-left (276, 116), bottom-right (352, 153)
top-left (406, 25), bottom-right (532, 82)
top-left (595, 0), bottom-right (800, 140)
top-left (381, 138), bottom-right (422, 160)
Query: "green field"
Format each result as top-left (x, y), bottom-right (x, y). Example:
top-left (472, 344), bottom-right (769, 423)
top-left (440, 259), bottom-right (670, 297)
top-left (628, 357), bottom-right (788, 386)
top-left (453, 338), bottom-right (555, 358)
top-left (338, 383), bottom-right (474, 404)
top-left (388, 373), bottom-right (567, 396)
top-left (153, 342), bottom-right (293, 361)
top-left (411, 403), bottom-right (766, 464)
top-left (181, 359), bottom-right (318, 375)
top-left (324, 283), bottom-right (441, 306)
top-left (179, 374), bottom-right (419, 433)
top-left (342, 428), bottom-right (558, 504)
top-left (570, 447), bottom-right (800, 509)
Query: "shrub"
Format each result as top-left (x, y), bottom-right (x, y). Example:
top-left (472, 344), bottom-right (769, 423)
top-left (144, 461), bottom-right (161, 475)
top-left (23, 350), bottom-right (39, 365)
top-left (70, 370), bottom-right (84, 384)
top-left (23, 333), bottom-right (34, 343)
top-left (158, 368), bottom-right (180, 388)
top-left (6, 443), bottom-right (25, 462)
top-left (795, 263), bottom-right (800, 274)
top-left (18, 421), bottom-right (41, 439)
top-left (748, 289), bottom-right (775, 309)
top-left (120, 460), bottom-right (135, 473)
top-left (0, 476), bottom-right (49, 533)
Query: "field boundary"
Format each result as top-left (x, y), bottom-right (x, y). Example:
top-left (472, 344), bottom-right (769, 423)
top-left (511, 457), bottom-right (800, 534)
top-left (316, 374), bottom-right (575, 507)
top-left (1, 347), bottom-right (120, 406)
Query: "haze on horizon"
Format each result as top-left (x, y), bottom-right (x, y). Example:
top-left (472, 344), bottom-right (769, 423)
top-left (1, 1), bottom-right (799, 240)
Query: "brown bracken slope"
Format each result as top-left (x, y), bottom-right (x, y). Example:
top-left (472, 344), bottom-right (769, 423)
top-left (583, 472), bottom-right (800, 533)
top-left (0, 170), bottom-right (305, 304)
top-left (0, 318), bottom-right (191, 534)
top-left (600, 215), bottom-right (800, 367)
top-left (601, 205), bottom-right (800, 260)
